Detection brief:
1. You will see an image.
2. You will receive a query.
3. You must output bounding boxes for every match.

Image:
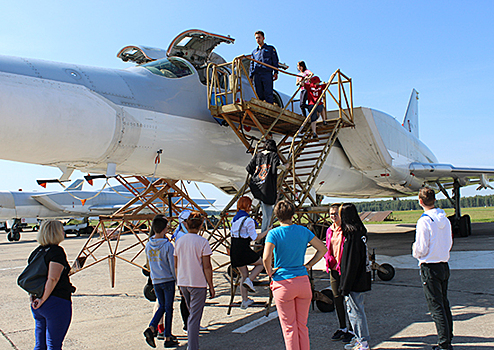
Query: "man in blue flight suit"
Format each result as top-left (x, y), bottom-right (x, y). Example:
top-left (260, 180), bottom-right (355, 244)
top-left (249, 31), bottom-right (279, 104)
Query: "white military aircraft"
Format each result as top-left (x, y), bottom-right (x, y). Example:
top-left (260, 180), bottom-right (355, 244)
top-left (0, 29), bottom-right (492, 237)
top-left (0, 179), bottom-right (215, 241)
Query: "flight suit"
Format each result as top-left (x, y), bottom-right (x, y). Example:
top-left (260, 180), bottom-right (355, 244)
top-left (249, 44), bottom-right (279, 104)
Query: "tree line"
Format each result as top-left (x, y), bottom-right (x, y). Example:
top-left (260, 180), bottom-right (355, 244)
top-left (353, 194), bottom-right (494, 212)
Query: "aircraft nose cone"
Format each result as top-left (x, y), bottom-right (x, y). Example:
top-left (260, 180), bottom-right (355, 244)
top-left (0, 72), bottom-right (117, 166)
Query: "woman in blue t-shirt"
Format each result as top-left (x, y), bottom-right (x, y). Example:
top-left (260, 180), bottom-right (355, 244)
top-left (263, 200), bottom-right (327, 350)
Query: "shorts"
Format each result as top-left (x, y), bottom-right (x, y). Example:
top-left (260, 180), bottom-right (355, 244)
top-left (308, 104), bottom-right (323, 122)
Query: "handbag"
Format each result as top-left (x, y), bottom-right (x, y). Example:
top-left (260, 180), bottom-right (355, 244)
top-left (17, 247), bottom-right (50, 298)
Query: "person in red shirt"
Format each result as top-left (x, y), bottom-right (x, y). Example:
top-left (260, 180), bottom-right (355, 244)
top-left (296, 61), bottom-right (313, 118)
top-left (304, 76), bottom-right (328, 138)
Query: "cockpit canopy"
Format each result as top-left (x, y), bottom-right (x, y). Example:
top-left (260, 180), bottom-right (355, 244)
top-left (166, 29), bottom-right (234, 68)
top-left (117, 45), bottom-right (168, 65)
top-left (141, 57), bottom-right (194, 79)
top-left (117, 29), bottom-right (234, 68)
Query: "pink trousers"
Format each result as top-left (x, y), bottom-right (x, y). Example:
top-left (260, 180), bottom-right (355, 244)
top-left (271, 275), bottom-right (312, 350)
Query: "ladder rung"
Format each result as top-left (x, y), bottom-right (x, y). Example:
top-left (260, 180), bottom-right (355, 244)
top-left (298, 142), bottom-right (327, 148)
top-left (297, 149), bottom-right (327, 156)
top-left (293, 172), bottom-right (311, 177)
top-left (294, 165), bottom-right (315, 170)
top-left (295, 157), bottom-right (320, 162)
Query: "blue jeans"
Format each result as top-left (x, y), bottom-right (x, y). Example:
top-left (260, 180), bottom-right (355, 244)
top-left (31, 295), bottom-right (72, 350)
top-left (345, 291), bottom-right (370, 343)
top-left (150, 281), bottom-right (175, 337)
top-left (261, 202), bottom-right (274, 233)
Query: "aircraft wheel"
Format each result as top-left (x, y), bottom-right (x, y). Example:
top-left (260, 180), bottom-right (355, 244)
top-left (7, 232), bottom-right (14, 241)
top-left (377, 263), bottom-right (395, 281)
top-left (459, 215), bottom-right (471, 237)
top-left (143, 283), bottom-right (156, 302)
top-left (316, 289), bottom-right (335, 313)
top-left (10, 227), bottom-right (21, 241)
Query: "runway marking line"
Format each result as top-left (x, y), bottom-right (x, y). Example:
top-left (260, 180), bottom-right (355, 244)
top-left (232, 311), bottom-right (279, 334)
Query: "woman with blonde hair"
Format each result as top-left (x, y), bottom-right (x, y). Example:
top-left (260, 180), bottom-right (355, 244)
top-left (27, 220), bottom-right (75, 350)
top-left (230, 196), bottom-right (269, 309)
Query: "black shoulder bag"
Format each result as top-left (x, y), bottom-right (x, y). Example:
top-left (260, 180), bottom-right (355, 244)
top-left (17, 247), bottom-right (50, 298)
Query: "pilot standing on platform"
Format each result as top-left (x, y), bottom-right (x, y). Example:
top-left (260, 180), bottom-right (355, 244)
top-left (249, 31), bottom-right (279, 104)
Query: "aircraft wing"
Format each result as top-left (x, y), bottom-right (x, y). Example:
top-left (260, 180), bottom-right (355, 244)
top-left (409, 162), bottom-right (494, 189)
top-left (87, 204), bottom-right (140, 212)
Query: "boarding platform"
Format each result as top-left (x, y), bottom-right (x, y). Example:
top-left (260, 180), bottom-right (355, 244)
top-left (206, 56), bottom-right (355, 313)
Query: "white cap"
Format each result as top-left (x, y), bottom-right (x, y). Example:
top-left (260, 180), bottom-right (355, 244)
top-left (178, 210), bottom-right (191, 223)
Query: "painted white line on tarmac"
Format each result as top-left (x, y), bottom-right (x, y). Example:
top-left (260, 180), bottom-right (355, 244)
top-left (232, 311), bottom-right (279, 334)
top-left (0, 266), bottom-right (24, 271)
top-left (308, 250), bottom-right (494, 271)
top-left (376, 250), bottom-right (494, 270)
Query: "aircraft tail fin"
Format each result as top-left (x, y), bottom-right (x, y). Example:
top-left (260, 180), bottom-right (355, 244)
top-left (65, 179), bottom-right (84, 191)
top-left (402, 89), bottom-right (419, 138)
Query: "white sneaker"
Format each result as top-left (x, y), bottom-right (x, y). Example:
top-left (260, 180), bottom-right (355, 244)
top-left (344, 338), bottom-right (359, 350)
top-left (242, 277), bottom-right (256, 293)
top-left (240, 298), bottom-right (254, 309)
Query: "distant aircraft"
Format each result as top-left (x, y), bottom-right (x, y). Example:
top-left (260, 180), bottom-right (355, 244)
top-left (0, 29), bottom-right (492, 237)
top-left (0, 179), bottom-right (215, 241)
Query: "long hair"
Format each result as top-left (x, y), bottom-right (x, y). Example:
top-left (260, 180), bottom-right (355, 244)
top-left (339, 203), bottom-right (367, 238)
top-left (298, 60), bottom-right (307, 72)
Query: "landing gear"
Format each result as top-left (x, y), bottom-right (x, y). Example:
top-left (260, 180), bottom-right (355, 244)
top-left (370, 249), bottom-right (395, 281)
top-left (377, 263), bottom-right (395, 281)
top-left (437, 179), bottom-right (471, 237)
top-left (7, 219), bottom-right (21, 241)
top-left (143, 278), bottom-right (156, 302)
top-left (315, 289), bottom-right (335, 312)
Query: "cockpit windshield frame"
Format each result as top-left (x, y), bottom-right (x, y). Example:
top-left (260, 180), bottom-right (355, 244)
top-left (141, 57), bottom-right (195, 79)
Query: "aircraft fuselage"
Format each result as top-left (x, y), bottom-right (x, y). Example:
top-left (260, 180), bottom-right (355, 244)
top-left (0, 54), bottom-right (436, 198)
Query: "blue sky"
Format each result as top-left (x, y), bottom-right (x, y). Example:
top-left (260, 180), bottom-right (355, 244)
top-left (0, 1), bottom-right (493, 205)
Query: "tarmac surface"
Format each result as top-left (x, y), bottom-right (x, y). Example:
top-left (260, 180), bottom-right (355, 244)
top-left (1, 222), bottom-right (493, 350)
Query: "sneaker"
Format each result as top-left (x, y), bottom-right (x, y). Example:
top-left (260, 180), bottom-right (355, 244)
top-left (312, 133), bottom-right (318, 139)
top-left (143, 327), bottom-right (156, 348)
top-left (240, 298), bottom-right (255, 309)
top-left (344, 338), bottom-right (358, 350)
top-left (157, 332), bottom-right (164, 340)
top-left (199, 326), bottom-right (208, 331)
top-left (164, 338), bottom-right (179, 348)
top-left (331, 329), bottom-right (345, 341)
top-left (242, 277), bottom-right (256, 293)
top-left (348, 341), bottom-right (369, 350)
top-left (323, 120), bottom-right (327, 125)
top-left (342, 332), bottom-right (355, 343)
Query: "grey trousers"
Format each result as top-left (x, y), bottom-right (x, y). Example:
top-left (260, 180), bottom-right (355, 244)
top-left (180, 286), bottom-right (207, 350)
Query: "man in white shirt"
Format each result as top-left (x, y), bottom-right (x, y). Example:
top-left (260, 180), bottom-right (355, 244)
top-left (412, 187), bottom-right (453, 350)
